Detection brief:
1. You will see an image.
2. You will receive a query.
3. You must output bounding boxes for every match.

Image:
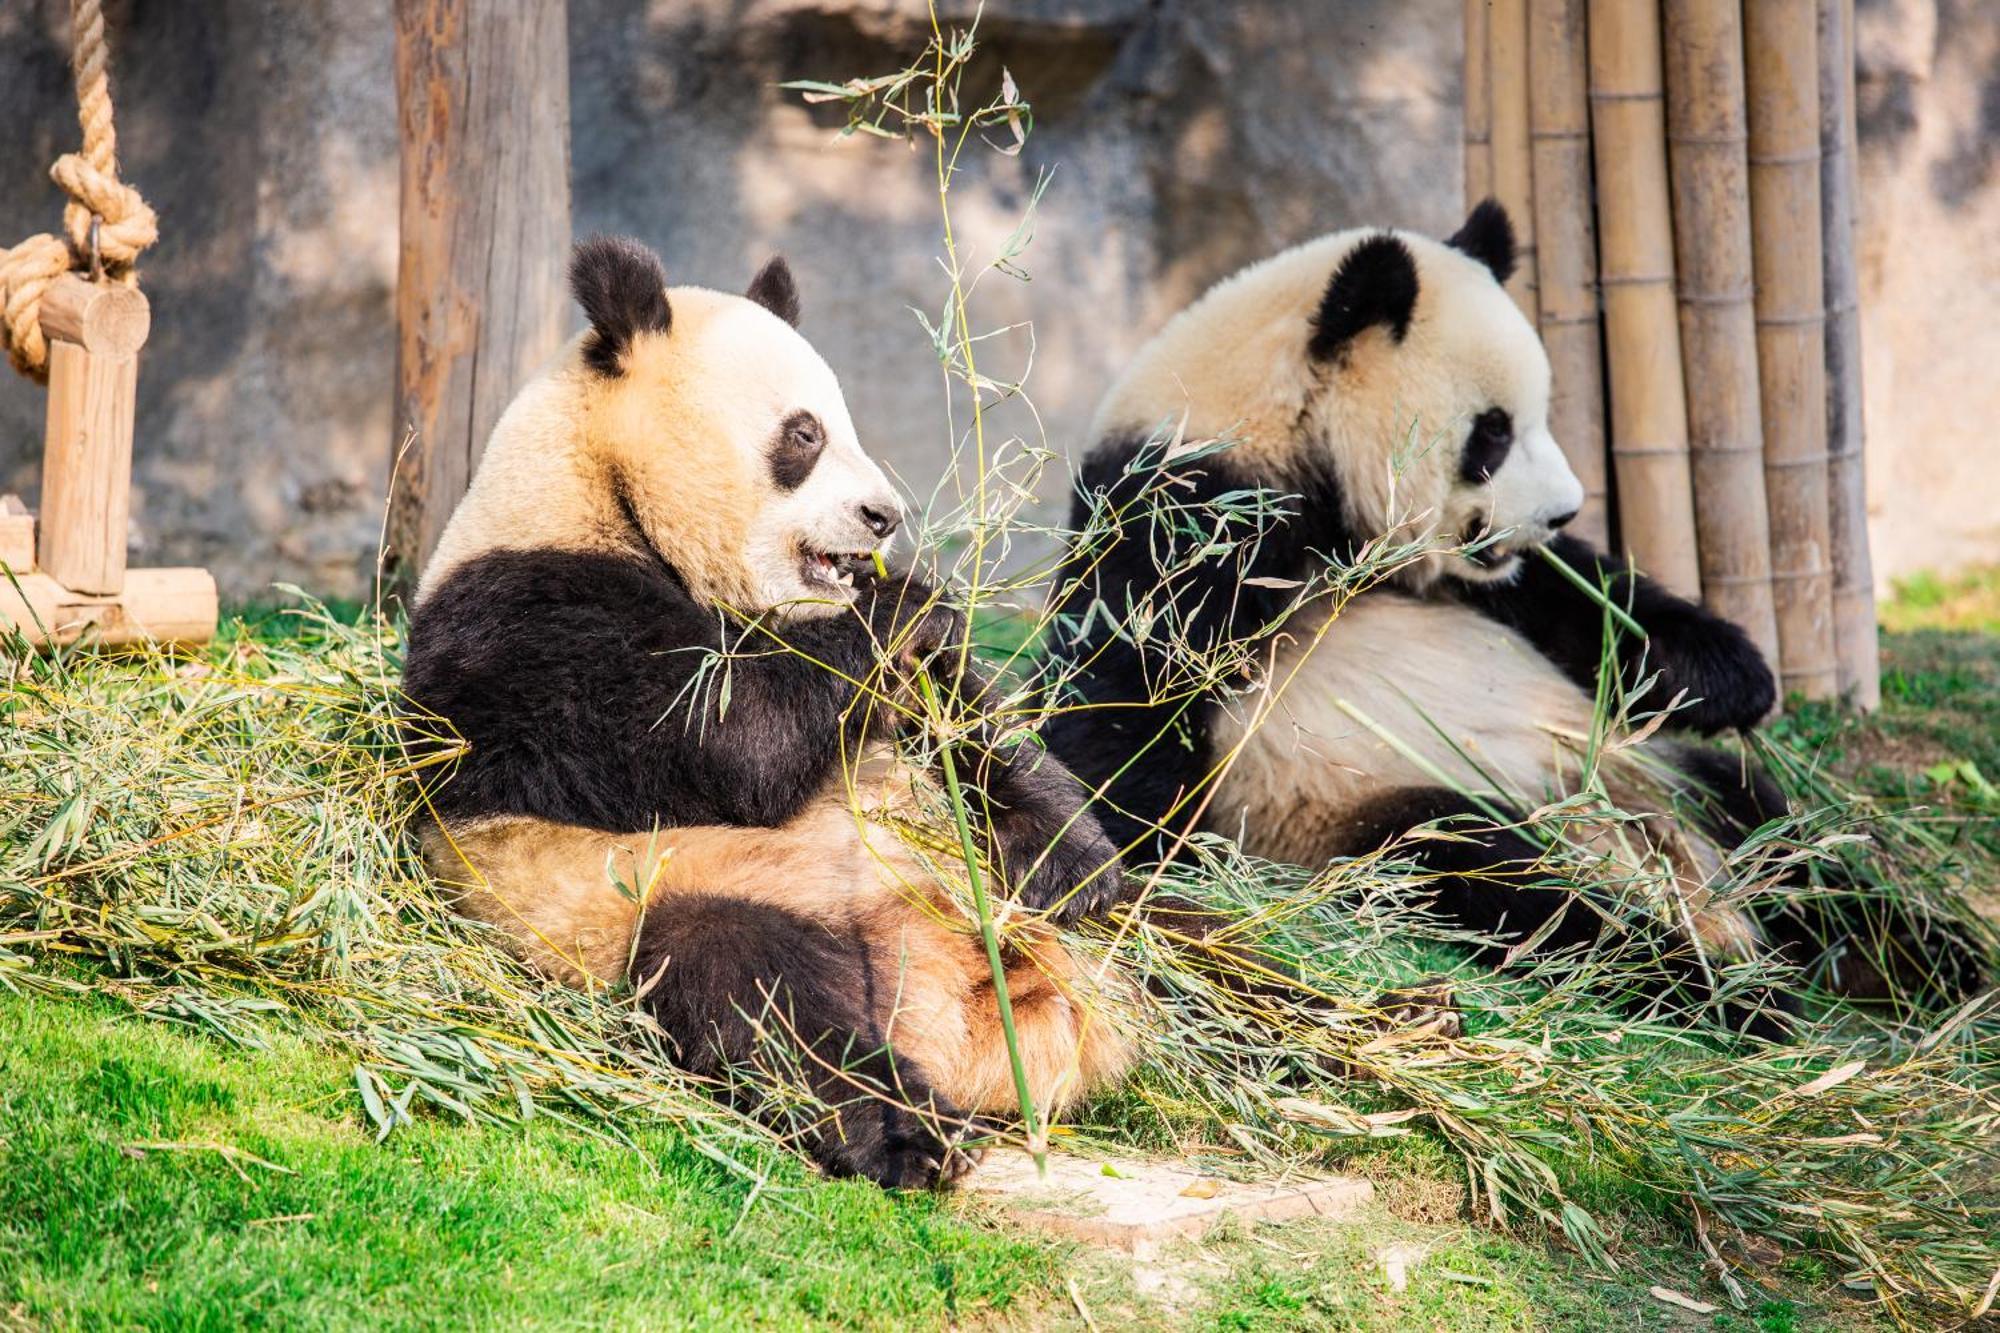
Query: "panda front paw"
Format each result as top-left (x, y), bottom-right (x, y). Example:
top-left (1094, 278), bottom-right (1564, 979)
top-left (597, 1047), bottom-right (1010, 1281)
top-left (979, 745), bottom-right (1126, 925)
top-left (1660, 615), bottom-right (1777, 734)
top-left (811, 1089), bottom-right (986, 1190)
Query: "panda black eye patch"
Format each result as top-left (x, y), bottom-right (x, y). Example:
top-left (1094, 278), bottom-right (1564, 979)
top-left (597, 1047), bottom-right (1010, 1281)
top-left (769, 411), bottom-right (827, 490)
top-left (1460, 408), bottom-right (1514, 483)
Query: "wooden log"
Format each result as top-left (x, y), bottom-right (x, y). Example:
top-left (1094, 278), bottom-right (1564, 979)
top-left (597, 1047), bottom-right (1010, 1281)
top-left (1662, 0), bottom-right (1782, 673)
top-left (390, 0), bottom-right (572, 585)
top-left (1527, 0), bottom-right (1608, 546)
top-left (1588, 0), bottom-right (1701, 598)
top-left (0, 568), bottom-right (218, 649)
top-left (1746, 0), bottom-right (1836, 700)
top-left (1488, 0), bottom-right (1540, 320)
top-left (36, 275), bottom-right (150, 596)
top-left (1465, 0), bottom-right (1495, 204)
top-left (0, 496), bottom-right (34, 573)
top-left (1819, 0), bottom-right (1877, 708)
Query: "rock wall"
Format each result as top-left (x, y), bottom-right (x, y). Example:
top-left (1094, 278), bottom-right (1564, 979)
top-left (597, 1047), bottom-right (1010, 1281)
top-left (0, 0), bottom-right (1991, 601)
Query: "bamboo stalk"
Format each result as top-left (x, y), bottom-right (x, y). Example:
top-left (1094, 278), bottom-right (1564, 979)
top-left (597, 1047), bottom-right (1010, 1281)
top-left (1528, 0), bottom-right (1608, 545)
top-left (1488, 0), bottom-right (1540, 320)
top-left (1466, 0), bottom-right (1495, 204)
top-left (1818, 0), bottom-right (1878, 709)
top-left (1662, 0), bottom-right (1782, 673)
top-left (1587, 0), bottom-right (1701, 598)
top-left (1746, 0), bottom-right (1837, 700)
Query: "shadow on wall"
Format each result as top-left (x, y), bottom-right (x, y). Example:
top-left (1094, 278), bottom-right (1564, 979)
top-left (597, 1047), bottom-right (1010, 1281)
top-left (0, 0), bottom-right (1991, 600)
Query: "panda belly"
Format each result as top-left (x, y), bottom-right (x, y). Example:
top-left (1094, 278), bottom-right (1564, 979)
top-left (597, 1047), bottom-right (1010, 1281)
top-left (1208, 592), bottom-right (1602, 866)
top-left (422, 747), bottom-right (1132, 1116)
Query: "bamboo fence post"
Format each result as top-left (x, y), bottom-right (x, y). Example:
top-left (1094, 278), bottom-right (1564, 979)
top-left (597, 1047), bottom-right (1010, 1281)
top-left (1746, 0), bottom-right (1836, 699)
top-left (1662, 0), bottom-right (1781, 671)
top-left (1488, 0), bottom-right (1539, 321)
top-left (389, 0), bottom-right (573, 586)
top-left (1587, 0), bottom-right (1701, 597)
top-left (1465, 0), bottom-right (1494, 204)
top-left (1527, 0), bottom-right (1608, 546)
top-left (1818, 0), bottom-right (1877, 708)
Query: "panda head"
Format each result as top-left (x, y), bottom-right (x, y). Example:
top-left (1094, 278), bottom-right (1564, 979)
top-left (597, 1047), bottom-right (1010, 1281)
top-left (564, 236), bottom-right (902, 615)
top-left (1093, 201), bottom-right (1584, 589)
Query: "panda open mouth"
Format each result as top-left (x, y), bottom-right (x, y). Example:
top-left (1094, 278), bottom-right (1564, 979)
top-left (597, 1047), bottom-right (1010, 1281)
top-left (800, 547), bottom-right (877, 592)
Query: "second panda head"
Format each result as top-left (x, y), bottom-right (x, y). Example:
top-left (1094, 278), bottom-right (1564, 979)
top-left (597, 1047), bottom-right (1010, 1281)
top-left (1092, 201), bottom-right (1585, 589)
top-left (569, 236), bottom-right (903, 616)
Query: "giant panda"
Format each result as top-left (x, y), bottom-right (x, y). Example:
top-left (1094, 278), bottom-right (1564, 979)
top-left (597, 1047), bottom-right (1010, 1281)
top-left (402, 237), bottom-right (1134, 1189)
top-left (1044, 202), bottom-right (1982, 1032)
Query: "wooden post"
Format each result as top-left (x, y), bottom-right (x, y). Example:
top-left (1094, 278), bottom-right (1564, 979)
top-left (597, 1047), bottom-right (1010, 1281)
top-left (1588, 0), bottom-right (1701, 598)
top-left (1488, 0), bottom-right (1540, 321)
top-left (1746, 0), bottom-right (1837, 700)
top-left (36, 274), bottom-right (149, 594)
top-left (1527, 0), bottom-right (1608, 546)
top-left (1465, 0), bottom-right (1494, 205)
top-left (1662, 0), bottom-right (1782, 673)
top-left (1819, 0), bottom-right (1877, 708)
top-left (390, 0), bottom-right (572, 585)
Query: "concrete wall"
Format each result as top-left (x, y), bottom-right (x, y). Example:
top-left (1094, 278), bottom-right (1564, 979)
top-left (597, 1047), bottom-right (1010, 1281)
top-left (0, 0), bottom-right (1992, 601)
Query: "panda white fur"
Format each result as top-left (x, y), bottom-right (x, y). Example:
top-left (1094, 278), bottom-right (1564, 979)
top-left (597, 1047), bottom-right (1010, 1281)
top-left (1046, 202), bottom-right (1981, 1030)
top-left (403, 237), bottom-right (1133, 1188)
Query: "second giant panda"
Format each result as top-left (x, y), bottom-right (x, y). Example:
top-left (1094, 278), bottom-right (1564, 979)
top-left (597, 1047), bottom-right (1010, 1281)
top-left (403, 237), bottom-right (1133, 1188)
top-left (1045, 202), bottom-right (1982, 1031)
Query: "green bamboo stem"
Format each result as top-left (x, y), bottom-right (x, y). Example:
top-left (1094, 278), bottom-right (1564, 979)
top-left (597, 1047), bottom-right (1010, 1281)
top-left (1534, 542), bottom-right (1648, 640)
top-left (915, 667), bottom-right (1045, 1172)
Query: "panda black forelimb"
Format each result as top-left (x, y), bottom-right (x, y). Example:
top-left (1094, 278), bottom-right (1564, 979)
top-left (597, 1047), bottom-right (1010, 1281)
top-left (1456, 533), bottom-right (1777, 735)
top-left (404, 552), bottom-right (962, 832)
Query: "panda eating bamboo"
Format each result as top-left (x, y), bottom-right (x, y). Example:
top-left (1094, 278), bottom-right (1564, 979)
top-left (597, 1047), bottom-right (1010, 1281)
top-left (1045, 201), bottom-right (1984, 1033)
top-left (403, 237), bottom-right (1134, 1189)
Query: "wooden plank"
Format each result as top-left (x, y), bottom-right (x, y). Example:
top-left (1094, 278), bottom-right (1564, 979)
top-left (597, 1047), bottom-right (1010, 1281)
top-left (0, 568), bottom-right (217, 649)
top-left (38, 337), bottom-right (137, 595)
top-left (0, 496), bottom-right (34, 574)
top-left (389, 0), bottom-right (573, 587)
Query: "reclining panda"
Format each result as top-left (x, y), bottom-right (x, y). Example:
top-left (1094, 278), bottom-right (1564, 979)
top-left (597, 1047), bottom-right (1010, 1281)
top-left (1045, 202), bottom-right (1979, 1030)
top-left (403, 237), bottom-right (1133, 1189)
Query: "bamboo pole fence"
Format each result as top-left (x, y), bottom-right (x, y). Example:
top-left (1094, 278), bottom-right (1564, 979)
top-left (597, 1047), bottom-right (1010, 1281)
top-left (1465, 0), bottom-right (1877, 707)
top-left (1528, 0), bottom-right (1609, 546)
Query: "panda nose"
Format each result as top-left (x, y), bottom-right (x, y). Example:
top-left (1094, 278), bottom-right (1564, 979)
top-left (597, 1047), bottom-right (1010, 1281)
top-left (1546, 507), bottom-right (1579, 531)
top-left (858, 503), bottom-right (900, 539)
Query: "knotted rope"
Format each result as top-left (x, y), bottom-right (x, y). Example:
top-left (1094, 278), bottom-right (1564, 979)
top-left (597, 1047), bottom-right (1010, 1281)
top-left (0, 0), bottom-right (157, 382)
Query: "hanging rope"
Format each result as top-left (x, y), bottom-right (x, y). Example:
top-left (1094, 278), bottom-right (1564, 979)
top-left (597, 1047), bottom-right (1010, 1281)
top-left (0, 0), bottom-right (157, 382)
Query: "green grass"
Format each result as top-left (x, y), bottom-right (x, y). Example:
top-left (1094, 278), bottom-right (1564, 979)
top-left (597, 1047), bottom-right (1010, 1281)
top-left (0, 990), bottom-right (1057, 1332)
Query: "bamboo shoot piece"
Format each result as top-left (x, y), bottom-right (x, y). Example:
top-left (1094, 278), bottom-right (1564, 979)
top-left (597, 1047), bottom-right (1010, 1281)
top-left (1662, 0), bottom-right (1781, 673)
top-left (1746, 0), bottom-right (1837, 699)
top-left (1528, 0), bottom-right (1608, 545)
top-left (1588, 0), bottom-right (1701, 597)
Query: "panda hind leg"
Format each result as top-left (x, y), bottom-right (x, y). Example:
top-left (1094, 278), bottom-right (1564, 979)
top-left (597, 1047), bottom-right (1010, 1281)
top-left (632, 892), bottom-right (978, 1190)
top-left (1337, 786), bottom-right (1799, 1040)
top-left (1665, 744), bottom-right (1992, 1005)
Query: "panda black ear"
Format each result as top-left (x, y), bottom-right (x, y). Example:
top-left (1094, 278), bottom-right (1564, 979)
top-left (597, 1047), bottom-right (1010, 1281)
top-left (1309, 233), bottom-right (1420, 362)
top-left (1446, 199), bottom-right (1516, 284)
top-left (745, 256), bottom-right (801, 327)
top-left (570, 235), bottom-right (672, 376)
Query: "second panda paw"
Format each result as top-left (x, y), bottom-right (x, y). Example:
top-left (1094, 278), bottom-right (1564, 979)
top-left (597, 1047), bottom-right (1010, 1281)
top-left (812, 1092), bottom-right (986, 1191)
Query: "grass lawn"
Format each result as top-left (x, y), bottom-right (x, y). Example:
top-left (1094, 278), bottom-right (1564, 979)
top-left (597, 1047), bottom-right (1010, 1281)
top-left (1, 572), bottom-right (1993, 1331)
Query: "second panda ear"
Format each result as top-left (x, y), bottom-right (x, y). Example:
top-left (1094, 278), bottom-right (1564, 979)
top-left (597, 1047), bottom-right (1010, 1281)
top-left (745, 256), bottom-right (801, 327)
top-left (571, 235), bottom-right (672, 376)
top-left (1446, 199), bottom-right (1517, 284)
top-left (1309, 233), bottom-right (1420, 362)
